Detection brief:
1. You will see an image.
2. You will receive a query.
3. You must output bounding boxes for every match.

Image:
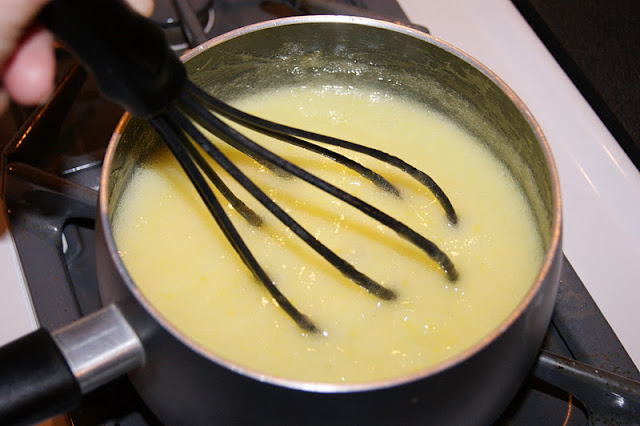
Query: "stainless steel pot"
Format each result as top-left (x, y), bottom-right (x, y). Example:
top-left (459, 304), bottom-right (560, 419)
top-left (0, 16), bottom-right (563, 425)
top-left (97, 16), bottom-right (563, 424)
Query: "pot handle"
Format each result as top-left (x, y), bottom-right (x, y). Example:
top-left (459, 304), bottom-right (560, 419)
top-left (0, 329), bottom-right (81, 424)
top-left (0, 305), bottom-right (145, 425)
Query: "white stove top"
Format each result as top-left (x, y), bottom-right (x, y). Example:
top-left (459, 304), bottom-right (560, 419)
top-left (0, 198), bottom-right (37, 344)
top-left (1, 0), bottom-right (638, 370)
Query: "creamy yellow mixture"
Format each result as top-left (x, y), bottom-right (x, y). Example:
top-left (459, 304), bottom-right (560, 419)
top-left (113, 85), bottom-right (543, 383)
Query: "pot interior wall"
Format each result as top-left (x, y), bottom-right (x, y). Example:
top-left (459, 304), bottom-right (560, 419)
top-left (109, 21), bottom-right (554, 249)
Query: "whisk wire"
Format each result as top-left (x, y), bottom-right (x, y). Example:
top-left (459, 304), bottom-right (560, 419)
top-left (151, 111), bottom-right (319, 333)
top-left (170, 101), bottom-right (399, 302)
top-left (186, 81), bottom-right (458, 225)
top-left (186, 83), bottom-right (400, 196)
top-left (179, 87), bottom-right (459, 282)
top-left (179, 129), bottom-right (263, 226)
top-left (151, 85), bottom-right (459, 332)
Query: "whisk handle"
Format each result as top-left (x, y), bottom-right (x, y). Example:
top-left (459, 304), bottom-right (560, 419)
top-left (40, 0), bottom-right (186, 118)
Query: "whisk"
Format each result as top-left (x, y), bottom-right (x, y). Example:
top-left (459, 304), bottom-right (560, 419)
top-left (41, 0), bottom-right (458, 332)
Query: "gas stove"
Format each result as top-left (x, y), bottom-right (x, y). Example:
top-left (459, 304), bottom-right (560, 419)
top-left (1, 0), bottom-right (639, 424)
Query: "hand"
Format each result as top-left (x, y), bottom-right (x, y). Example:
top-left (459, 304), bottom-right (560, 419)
top-left (0, 0), bottom-right (154, 115)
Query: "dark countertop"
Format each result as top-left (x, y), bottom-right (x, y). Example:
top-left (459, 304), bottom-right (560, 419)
top-left (511, 0), bottom-right (640, 170)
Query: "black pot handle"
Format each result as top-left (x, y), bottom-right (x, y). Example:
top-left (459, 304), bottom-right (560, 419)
top-left (0, 305), bottom-right (145, 425)
top-left (0, 329), bottom-right (81, 425)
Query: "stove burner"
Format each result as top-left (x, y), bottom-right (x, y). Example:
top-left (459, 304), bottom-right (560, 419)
top-left (150, 0), bottom-right (215, 51)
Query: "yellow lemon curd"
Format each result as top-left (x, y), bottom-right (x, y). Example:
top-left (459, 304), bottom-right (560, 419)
top-left (113, 85), bottom-right (543, 384)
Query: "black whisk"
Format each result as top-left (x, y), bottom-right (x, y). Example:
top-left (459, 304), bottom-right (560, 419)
top-left (42, 0), bottom-right (458, 333)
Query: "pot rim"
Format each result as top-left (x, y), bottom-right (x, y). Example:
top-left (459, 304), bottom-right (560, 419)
top-left (99, 15), bottom-right (562, 394)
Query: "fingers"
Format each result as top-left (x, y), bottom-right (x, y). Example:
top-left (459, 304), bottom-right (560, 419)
top-left (0, 0), bottom-right (51, 69)
top-left (4, 26), bottom-right (55, 105)
top-left (0, 0), bottom-right (154, 113)
top-left (0, 0), bottom-right (53, 110)
top-left (127, 0), bottom-right (154, 17)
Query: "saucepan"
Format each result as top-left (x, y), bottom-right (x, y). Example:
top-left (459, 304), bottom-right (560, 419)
top-left (0, 15), bottom-right (562, 425)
